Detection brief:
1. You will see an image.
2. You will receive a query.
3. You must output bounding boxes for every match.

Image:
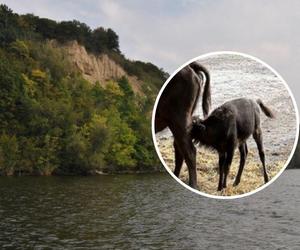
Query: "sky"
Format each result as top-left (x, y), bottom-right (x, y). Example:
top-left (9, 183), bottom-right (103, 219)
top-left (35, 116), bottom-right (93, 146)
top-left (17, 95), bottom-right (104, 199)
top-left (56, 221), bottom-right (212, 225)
top-left (2, 0), bottom-right (300, 108)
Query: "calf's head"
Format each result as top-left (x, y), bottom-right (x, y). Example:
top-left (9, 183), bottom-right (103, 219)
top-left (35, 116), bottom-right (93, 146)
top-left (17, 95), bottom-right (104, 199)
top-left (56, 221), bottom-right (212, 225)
top-left (190, 116), bottom-right (206, 142)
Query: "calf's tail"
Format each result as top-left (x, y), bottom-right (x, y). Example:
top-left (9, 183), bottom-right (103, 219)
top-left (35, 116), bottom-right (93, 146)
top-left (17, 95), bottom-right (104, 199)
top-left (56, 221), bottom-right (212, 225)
top-left (256, 99), bottom-right (275, 118)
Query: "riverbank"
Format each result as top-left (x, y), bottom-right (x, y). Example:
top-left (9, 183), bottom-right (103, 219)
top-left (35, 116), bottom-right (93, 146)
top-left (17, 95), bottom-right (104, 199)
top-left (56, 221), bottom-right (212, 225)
top-left (157, 137), bottom-right (287, 196)
top-left (0, 165), bottom-right (165, 176)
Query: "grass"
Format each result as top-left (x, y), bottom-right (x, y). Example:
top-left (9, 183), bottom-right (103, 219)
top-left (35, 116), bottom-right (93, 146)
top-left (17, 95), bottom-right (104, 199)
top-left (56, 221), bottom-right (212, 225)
top-left (157, 137), bottom-right (286, 196)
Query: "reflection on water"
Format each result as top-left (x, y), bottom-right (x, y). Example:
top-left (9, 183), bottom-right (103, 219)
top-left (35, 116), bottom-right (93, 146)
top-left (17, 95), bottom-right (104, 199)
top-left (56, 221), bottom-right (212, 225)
top-left (0, 171), bottom-right (300, 249)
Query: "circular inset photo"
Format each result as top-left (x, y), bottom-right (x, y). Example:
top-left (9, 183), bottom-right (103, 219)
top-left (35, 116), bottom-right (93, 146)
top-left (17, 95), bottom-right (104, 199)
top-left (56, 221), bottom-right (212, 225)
top-left (152, 52), bottom-right (299, 199)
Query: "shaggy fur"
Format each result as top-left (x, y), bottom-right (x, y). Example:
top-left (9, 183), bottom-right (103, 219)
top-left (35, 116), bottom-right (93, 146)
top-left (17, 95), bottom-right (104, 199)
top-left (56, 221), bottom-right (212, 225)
top-left (191, 98), bottom-right (275, 191)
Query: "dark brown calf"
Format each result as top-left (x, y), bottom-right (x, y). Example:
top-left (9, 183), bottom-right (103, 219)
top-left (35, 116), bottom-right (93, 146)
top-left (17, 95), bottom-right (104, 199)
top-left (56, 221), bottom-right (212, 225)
top-left (191, 98), bottom-right (275, 191)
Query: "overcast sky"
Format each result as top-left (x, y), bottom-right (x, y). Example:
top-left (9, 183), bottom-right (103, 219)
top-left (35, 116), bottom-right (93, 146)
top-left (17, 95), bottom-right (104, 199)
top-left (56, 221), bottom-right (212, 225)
top-left (2, 0), bottom-right (300, 108)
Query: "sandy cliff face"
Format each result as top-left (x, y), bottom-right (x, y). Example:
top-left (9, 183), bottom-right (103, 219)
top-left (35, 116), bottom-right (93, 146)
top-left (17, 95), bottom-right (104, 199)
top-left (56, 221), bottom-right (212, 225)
top-left (63, 41), bottom-right (142, 94)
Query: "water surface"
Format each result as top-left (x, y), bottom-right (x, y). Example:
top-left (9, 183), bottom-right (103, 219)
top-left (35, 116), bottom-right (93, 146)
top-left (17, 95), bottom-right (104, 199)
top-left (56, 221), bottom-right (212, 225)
top-left (0, 171), bottom-right (300, 249)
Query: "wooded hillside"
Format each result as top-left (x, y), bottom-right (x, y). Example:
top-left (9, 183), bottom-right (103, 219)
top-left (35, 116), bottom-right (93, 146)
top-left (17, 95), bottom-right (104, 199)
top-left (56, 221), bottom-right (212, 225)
top-left (0, 4), bottom-right (167, 175)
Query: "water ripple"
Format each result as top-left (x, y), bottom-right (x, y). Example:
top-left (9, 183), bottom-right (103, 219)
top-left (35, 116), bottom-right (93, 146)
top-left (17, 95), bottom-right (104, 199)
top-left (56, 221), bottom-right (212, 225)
top-left (0, 171), bottom-right (300, 249)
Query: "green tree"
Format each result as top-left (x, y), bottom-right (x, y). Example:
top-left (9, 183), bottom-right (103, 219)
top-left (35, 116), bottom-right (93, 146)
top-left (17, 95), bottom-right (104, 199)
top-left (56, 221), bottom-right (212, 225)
top-left (63, 131), bottom-right (88, 174)
top-left (106, 28), bottom-right (120, 52)
top-left (103, 107), bottom-right (137, 168)
top-left (10, 39), bottom-right (29, 58)
top-left (0, 52), bottom-right (24, 133)
top-left (34, 135), bottom-right (60, 175)
top-left (84, 115), bottom-right (111, 171)
top-left (0, 134), bottom-right (19, 175)
top-left (91, 27), bottom-right (109, 53)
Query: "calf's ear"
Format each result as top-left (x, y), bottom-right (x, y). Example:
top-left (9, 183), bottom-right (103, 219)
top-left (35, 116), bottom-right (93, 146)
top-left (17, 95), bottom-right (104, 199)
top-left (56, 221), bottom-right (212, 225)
top-left (192, 116), bottom-right (203, 124)
top-left (192, 116), bottom-right (199, 124)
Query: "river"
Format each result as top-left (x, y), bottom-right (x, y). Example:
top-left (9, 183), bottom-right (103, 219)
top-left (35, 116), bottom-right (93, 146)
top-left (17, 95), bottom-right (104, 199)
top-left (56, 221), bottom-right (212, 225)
top-left (0, 170), bottom-right (300, 249)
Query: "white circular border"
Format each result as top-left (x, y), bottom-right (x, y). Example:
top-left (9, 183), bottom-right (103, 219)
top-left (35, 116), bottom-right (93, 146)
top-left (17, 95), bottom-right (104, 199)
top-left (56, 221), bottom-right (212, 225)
top-left (151, 51), bottom-right (300, 200)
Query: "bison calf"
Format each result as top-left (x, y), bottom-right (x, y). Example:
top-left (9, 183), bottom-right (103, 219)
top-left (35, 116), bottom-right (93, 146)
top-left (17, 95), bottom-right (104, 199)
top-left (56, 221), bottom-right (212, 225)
top-left (191, 98), bottom-right (275, 191)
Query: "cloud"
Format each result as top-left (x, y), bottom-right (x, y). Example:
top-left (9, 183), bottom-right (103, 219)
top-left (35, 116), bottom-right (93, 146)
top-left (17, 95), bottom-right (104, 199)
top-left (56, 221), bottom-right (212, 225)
top-left (2, 0), bottom-right (300, 105)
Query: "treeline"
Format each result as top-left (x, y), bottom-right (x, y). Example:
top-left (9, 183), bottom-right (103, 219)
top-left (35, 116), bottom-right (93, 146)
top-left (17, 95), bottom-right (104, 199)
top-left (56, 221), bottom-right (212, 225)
top-left (0, 5), bottom-right (166, 175)
top-left (0, 4), bottom-right (119, 54)
top-left (0, 4), bottom-right (167, 92)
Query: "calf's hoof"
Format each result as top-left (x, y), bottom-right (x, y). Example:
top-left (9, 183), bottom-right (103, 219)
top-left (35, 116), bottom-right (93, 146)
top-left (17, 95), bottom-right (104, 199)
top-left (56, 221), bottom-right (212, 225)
top-left (264, 176), bottom-right (269, 183)
top-left (233, 180), bottom-right (240, 187)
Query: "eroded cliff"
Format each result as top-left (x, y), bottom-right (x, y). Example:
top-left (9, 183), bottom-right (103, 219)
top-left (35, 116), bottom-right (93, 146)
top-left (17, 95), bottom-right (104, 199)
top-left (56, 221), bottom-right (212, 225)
top-left (63, 41), bottom-right (142, 94)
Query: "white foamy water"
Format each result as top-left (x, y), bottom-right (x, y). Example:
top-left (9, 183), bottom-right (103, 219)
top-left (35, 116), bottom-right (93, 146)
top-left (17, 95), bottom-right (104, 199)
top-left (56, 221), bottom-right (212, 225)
top-left (156, 54), bottom-right (297, 163)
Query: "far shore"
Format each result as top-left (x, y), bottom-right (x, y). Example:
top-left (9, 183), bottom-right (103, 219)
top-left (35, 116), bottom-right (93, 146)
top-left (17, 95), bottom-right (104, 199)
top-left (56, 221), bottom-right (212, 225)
top-left (0, 166), bottom-right (165, 177)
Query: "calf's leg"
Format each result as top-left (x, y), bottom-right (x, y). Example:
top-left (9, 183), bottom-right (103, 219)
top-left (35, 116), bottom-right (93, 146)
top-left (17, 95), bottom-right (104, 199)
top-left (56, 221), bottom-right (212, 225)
top-left (253, 128), bottom-right (269, 183)
top-left (223, 148), bottom-right (234, 189)
top-left (233, 143), bottom-right (248, 186)
top-left (218, 153), bottom-right (226, 191)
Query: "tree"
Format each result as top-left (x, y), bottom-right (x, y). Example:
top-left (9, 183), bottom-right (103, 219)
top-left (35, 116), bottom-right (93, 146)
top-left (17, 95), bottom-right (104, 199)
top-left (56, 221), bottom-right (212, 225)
top-left (0, 52), bottom-right (24, 133)
top-left (106, 28), bottom-right (120, 52)
top-left (35, 17), bottom-right (57, 40)
top-left (0, 134), bottom-right (19, 175)
top-left (0, 4), bottom-right (18, 46)
top-left (34, 135), bottom-right (60, 175)
top-left (10, 39), bottom-right (29, 58)
top-left (84, 115), bottom-right (111, 171)
top-left (90, 27), bottom-right (109, 53)
top-left (103, 107), bottom-right (137, 168)
top-left (117, 77), bottom-right (136, 121)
